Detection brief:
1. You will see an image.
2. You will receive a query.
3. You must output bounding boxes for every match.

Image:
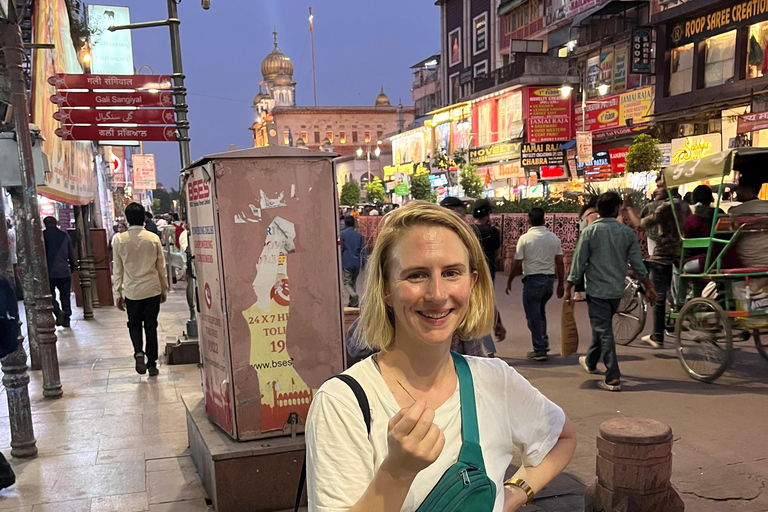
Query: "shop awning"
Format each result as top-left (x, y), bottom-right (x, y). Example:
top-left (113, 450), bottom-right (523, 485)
top-left (648, 98), bottom-right (752, 124)
top-left (571, 0), bottom-right (647, 27)
top-left (498, 0), bottom-right (525, 16)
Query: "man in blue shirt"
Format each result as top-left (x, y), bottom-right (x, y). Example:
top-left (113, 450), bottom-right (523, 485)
top-left (340, 216), bottom-right (366, 308)
top-left (566, 192), bottom-right (656, 391)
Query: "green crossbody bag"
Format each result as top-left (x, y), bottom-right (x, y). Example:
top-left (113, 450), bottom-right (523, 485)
top-left (415, 352), bottom-right (496, 511)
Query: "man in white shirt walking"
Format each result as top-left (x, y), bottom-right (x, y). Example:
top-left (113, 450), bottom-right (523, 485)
top-left (505, 208), bottom-right (564, 361)
top-left (113, 203), bottom-right (168, 376)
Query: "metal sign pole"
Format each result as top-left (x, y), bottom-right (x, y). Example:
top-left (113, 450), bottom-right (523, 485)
top-left (1, 23), bottom-right (63, 398)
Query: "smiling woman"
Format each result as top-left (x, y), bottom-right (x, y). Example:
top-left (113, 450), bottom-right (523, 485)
top-left (305, 201), bottom-right (577, 512)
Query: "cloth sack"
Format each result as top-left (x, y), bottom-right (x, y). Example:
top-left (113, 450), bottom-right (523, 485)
top-left (561, 299), bottom-right (579, 357)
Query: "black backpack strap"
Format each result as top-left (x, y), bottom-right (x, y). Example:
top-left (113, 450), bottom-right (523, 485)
top-left (295, 374), bottom-right (370, 511)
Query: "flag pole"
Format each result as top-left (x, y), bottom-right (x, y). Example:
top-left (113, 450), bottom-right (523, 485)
top-left (309, 7), bottom-right (317, 107)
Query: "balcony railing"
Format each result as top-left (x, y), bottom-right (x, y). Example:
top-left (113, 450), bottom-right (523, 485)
top-left (464, 54), bottom-right (568, 100)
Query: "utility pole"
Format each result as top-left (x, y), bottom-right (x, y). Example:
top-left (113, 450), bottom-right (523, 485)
top-left (108, 0), bottom-right (197, 340)
top-left (0, 187), bottom-right (38, 458)
top-left (1, 23), bottom-right (63, 398)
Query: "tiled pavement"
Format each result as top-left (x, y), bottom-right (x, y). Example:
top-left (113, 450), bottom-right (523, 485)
top-left (0, 283), bottom-right (210, 511)
top-left (1, 279), bottom-right (588, 512)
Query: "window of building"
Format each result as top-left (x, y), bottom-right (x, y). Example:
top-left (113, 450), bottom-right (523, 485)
top-left (669, 43), bottom-right (694, 96)
top-left (364, 131), bottom-right (371, 143)
top-left (300, 130), bottom-right (308, 143)
top-left (326, 130), bottom-right (334, 143)
top-left (748, 21), bottom-right (768, 78)
top-left (339, 131), bottom-right (346, 144)
top-left (352, 131), bottom-right (358, 143)
top-left (705, 30), bottom-right (736, 88)
top-left (314, 131), bottom-right (320, 144)
top-left (283, 131), bottom-right (290, 145)
top-left (473, 12), bottom-right (487, 55)
top-left (474, 60), bottom-right (488, 77)
top-left (377, 131), bottom-right (383, 141)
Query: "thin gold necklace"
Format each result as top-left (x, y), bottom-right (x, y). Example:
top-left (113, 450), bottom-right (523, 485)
top-left (376, 354), bottom-right (418, 404)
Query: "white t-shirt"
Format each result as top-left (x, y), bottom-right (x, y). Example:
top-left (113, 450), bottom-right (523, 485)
top-left (306, 356), bottom-right (565, 512)
top-left (515, 226), bottom-right (563, 276)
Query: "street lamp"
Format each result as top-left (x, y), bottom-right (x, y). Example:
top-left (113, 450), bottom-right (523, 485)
top-left (560, 66), bottom-right (609, 132)
top-left (356, 143), bottom-right (379, 185)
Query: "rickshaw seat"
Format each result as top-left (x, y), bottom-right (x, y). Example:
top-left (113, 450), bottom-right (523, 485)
top-left (719, 267), bottom-right (768, 274)
top-left (715, 216), bottom-right (768, 231)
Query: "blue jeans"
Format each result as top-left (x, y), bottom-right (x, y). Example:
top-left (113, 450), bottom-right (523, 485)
top-left (586, 296), bottom-right (622, 383)
top-left (480, 334), bottom-right (496, 355)
top-left (522, 275), bottom-right (555, 353)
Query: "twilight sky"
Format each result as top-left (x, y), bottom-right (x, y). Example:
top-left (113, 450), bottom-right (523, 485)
top-left (115, 0), bottom-right (440, 190)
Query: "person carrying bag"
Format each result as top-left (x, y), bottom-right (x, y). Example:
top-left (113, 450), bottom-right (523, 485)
top-left (302, 202), bottom-right (576, 512)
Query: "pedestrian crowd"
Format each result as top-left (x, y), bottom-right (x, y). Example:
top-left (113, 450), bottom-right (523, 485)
top-left (338, 171), bottom-right (766, 394)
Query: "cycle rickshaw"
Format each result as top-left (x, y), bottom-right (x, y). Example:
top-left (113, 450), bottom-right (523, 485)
top-left (662, 148), bottom-right (768, 382)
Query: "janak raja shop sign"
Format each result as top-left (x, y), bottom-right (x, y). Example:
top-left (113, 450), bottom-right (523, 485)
top-left (670, 0), bottom-right (768, 45)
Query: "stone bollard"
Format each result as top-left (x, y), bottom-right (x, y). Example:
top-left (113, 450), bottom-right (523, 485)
top-left (585, 417), bottom-right (684, 512)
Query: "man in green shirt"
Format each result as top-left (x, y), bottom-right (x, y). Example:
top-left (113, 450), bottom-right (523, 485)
top-left (566, 192), bottom-right (656, 391)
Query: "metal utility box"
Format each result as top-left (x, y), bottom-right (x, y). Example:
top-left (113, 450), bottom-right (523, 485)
top-left (0, 125), bottom-right (49, 187)
top-left (184, 146), bottom-right (345, 441)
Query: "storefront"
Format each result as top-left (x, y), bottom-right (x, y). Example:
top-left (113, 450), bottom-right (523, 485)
top-left (428, 103), bottom-right (472, 156)
top-left (653, 0), bottom-right (768, 148)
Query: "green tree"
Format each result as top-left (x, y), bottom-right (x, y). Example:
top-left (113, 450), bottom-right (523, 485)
top-left (626, 134), bottom-right (662, 175)
top-left (459, 165), bottom-right (484, 199)
top-left (365, 177), bottom-right (387, 204)
top-left (152, 188), bottom-right (173, 213)
top-left (151, 198), bottom-right (161, 214)
top-left (411, 173), bottom-right (436, 202)
top-left (340, 180), bottom-right (361, 206)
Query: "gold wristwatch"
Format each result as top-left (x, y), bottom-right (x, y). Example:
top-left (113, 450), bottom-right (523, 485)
top-left (504, 477), bottom-right (534, 507)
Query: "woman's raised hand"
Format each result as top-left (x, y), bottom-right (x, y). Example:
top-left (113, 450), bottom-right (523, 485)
top-left (381, 398), bottom-right (445, 481)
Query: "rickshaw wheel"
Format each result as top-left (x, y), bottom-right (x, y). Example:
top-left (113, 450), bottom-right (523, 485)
top-left (754, 330), bottom-right (768, 362)
top-left (675, 297), bottom-right (732, 383)
top-left (614, 284), bottom-right (646, 346)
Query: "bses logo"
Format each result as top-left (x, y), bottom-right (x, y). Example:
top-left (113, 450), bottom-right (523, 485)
top-left (188, 179), bottom-right (210, 202)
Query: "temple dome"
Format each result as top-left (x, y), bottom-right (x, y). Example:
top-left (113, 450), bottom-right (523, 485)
top-left (273, 73), bottom-right (293, 87)
top-left (375, 85), bottom-right (390, 106)
top-left (261, 29), bottom-right (294, 80)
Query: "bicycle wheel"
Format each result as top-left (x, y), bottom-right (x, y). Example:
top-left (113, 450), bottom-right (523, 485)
top-left (675, 297), bottom-right (732, 382)
top-left (754, 330), bottom-right (768, 362)
top-left (614, 288), bottom-right (646, 346)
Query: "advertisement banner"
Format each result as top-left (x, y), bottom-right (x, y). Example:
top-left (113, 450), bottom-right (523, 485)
top-left (576, 131), bottom-right (593, 164)
top-left (88, 5), bottom-right (134, 74)
top-left (575, 86), bottom-right (653, 132)
top-left (33, 0), bottom-right (95, 205)
top-left (106, 146), bottom-right (126, 187)
top-left (737, 111), bottom-right (768, 134)
top-left (614, 45), bottom-right (628, 93)
top-left (526, 87), bottom-right (572, 143)
top-left (587, 55), bottom-right (600, 96)
top-left (670, 134), bottom-right (722, 164)
top-left (467, 140), bottom-right (522, 165)
top-left (631, 27), bottom-right (653, 74)
top-left (600, 51), bottom-right (614, 94)
top-left (394, 172), bottom-right (409, 196)
top-left (521, 143), bottom-right (566, 170)
top-left (187, 164), bottom-right (236, 437)
top-left (132, 154), bottom-right (156, 190)
top-left (490, 160), bottom-right (524, 180)
top-left (609, 147), bottom-right (629, 173)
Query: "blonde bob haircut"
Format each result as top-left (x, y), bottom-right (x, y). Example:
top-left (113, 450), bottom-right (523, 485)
top-left (359, 200), bottom-right (495, 351)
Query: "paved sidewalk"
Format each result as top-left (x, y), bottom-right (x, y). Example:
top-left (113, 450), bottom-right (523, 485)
top-left (0, 283), bottom-right (210, 511)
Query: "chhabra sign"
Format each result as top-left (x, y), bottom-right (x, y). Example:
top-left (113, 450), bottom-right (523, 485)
top-left (521, 143), bottom-right (566, 170)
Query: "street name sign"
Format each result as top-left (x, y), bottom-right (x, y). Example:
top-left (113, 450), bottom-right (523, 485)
top-left (47, 73), bottom-right (172, 90)
top-left (55, 125), bottom-right (177, 141)
top-left (50, 91), bottom-right (174, 108)
top-left (52, 108), bottom-right (175, 125)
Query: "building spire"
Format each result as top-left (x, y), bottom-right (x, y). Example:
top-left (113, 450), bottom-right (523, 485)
top-left (273, 26), bottom-right (278, 48)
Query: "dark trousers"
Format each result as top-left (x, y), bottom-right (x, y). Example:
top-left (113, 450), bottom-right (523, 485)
top-left (522, 275), bottom-right (555, 353)
top-left (49, 277), bottom-right (72, 321)
top-left (649, 262), bottom-right (673, 339)
top-left (586, 296), bottom-right (622, 383)
top-left (343, 268), bottom-right (360, 307)
top-left (12, 264), bottom-right (22, 301)
top-left (125, 295), bottom-right (161, 367)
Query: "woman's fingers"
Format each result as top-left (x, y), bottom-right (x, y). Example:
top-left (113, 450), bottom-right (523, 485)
top-left (391, 398), bottom-right (426, 437)
top-left (407, 406), bottom-right (435, 441)
top-left (426, 427), bottom-right (446, 462)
